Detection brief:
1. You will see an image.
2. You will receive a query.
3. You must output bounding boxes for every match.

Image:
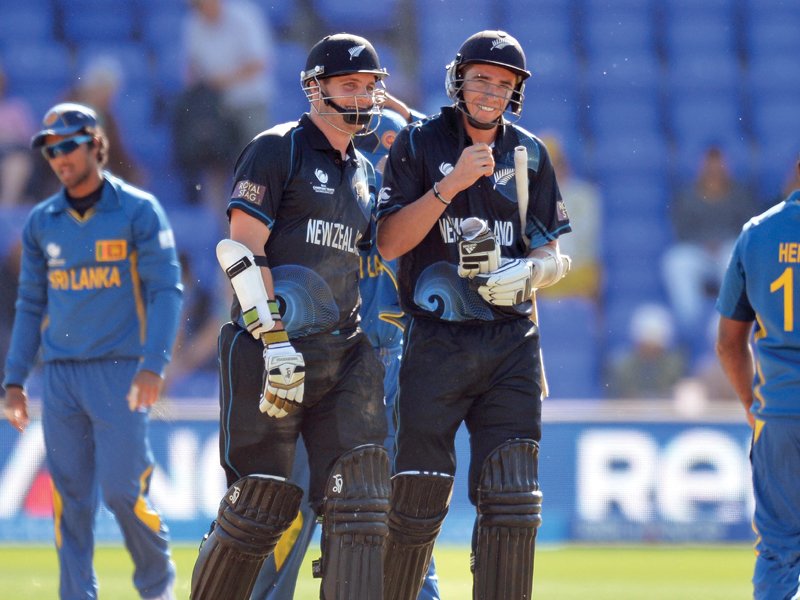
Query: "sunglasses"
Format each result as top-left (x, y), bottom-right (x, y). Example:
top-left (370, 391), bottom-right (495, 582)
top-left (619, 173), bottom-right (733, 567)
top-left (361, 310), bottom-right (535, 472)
top-left (41, 135), bottom-right (93, 160)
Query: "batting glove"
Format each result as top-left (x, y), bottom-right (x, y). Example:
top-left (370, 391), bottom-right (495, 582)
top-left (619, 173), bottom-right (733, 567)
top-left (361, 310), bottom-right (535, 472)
top-left (259, 330), bottom-right (305, 418)
top-left (471, 258), bottom-right (534, 306)
top-left (457, 217), bottom-right (500, 278)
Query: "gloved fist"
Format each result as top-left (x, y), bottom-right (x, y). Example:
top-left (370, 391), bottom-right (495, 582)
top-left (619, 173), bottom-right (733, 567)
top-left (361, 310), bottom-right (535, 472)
top-left (457, 217), bottom-right (500, 278)
top-left (259, 332), bottom-right (305, 418)
top-left (471, 258), bottom-right (534, 306)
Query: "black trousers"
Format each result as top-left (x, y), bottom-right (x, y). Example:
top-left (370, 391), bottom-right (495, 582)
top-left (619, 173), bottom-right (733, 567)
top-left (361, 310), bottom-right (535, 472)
top-left (395, 316), bottom-right (542, 505)
top-left (217, 322), bottom-right (387, 509)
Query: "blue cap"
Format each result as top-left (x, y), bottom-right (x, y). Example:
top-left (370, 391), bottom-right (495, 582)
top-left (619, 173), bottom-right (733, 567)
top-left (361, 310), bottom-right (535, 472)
top-left (31, 102), bottom-right (98, 148)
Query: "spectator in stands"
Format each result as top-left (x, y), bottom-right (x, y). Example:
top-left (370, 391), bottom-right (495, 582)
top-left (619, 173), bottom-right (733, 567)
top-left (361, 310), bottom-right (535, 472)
top-left (661, 145), bottom-right (758, 348)
top-left (178, 0), bottom-right (274, 207)
top-left (0, 238), bottom-right (21, 387)
top-left (538, 132), bottom-right (602, 301)
top-left (67, 55), bottom-right (145, 186)
top-left (607, 303), bottom-right (686, 399)
top-left (0, 60), bottom-right (36, 206)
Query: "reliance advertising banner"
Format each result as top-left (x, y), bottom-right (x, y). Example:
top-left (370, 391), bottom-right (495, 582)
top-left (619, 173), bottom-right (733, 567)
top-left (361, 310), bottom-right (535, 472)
top-left (0, 402), bottom-right (754, 544)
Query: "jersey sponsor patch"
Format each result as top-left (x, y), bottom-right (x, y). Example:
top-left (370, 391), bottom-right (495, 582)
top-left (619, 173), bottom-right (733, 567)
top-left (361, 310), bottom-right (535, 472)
top-left (158, 228), bottom-right (176, 249)
top-left (95, 239), bottom-right (127, 261)
top-left (557, 200), bottom-right (569, 221)
top-left (233, 180), bottom-right (267, 204)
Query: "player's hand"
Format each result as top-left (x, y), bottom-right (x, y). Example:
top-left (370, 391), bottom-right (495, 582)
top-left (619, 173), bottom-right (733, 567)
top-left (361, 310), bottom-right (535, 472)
top-left (260, 332), bottom-right (305, 418)
top-left (444, 143), bottom-right (495, 193)
top-left (127, 370), bottom-right (164, 411)
top-left (3, 386), bottom-right (29, 432)
top-left (471, 258), bottom-right (534, 306)
top-left (457, 217), bottom-right (500, 278)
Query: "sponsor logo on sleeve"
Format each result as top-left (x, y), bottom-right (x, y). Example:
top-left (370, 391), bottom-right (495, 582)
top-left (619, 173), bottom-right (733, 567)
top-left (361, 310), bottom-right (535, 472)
top-left (233, 180), bottom-right (267, 204)
top-left (158, 229), bottom-right (176, 249)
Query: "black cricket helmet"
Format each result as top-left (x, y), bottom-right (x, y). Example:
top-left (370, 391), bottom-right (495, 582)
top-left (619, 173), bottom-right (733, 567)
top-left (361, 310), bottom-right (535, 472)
top-left (445, 30), bottom-right (531, 116)
top-left (300, 33), bottom-right (388, 84)
top-left (300, 33), bottom-right (388, 130)
top-left (31, 102), bottom-right (98, 148)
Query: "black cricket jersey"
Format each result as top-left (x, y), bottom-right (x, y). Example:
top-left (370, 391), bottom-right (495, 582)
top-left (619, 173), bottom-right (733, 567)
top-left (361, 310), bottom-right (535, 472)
top-left (377, 106), bottom-right (571, 323)
top-left (227, 114), bottom-right (376, 338)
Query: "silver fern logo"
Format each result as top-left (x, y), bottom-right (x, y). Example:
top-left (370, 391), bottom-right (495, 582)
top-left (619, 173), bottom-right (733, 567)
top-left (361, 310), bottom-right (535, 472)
top-left (493, 167), bottom-right (515, 187)
top-left (348, 45), bottom-right (366, 60)
top-left (491, 39), bottom-right (511, 51)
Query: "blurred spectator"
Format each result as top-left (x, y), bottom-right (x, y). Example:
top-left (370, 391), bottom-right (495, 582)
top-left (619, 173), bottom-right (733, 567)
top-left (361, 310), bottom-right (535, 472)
top-left (538, 133), bottom-right (603, 300)
top-left (607, 303), bottom-right (687, 399)
top-left (0, 60), bottom-right (36, 206)
top-left (693, 314), bottom-right (737, 401)
top-left (177, 0), bottom-right (275, 207)
top-left (0, 238), bottom-right (22, 386)
top-left (661, 145), bottom-right (758, 346)
top-left (164, 253), bottom-right (228, 396)
top-left (67, 56), bottom-right (145, 185)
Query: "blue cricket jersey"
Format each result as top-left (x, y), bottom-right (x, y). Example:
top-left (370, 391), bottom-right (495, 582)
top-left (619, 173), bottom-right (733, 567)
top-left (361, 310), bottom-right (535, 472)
top-left (717, 190), bottom-right (800, 418)
top-left (356, 109), bottom-right (409, 349)
top-left (3, 173), bottom-right (183, 387)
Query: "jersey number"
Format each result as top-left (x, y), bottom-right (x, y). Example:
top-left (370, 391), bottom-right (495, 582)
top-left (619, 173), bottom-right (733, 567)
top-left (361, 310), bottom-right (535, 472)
top-left (770, 267), bottom-right (794, 331)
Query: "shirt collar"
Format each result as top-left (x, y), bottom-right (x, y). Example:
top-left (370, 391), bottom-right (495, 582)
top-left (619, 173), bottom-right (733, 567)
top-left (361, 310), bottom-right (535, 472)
top-left (47, 173), bottom-right (120, 213)
top-left (440, 105), bottom-right (514, 153)
top-left (299, 113), bottom-right (358, 164)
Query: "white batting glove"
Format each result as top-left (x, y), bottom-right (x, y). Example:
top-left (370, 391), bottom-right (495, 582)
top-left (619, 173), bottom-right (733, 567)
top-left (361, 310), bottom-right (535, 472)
top-left (457, 217), bottom-right (500, 278)
top-left (471, 258), bottom-right (534, 306)
top-left (259, 331), bottom-right (305, 418)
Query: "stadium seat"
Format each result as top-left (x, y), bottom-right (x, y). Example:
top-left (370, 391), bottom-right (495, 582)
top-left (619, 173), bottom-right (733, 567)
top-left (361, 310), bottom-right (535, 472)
top-left (746, 14), bottom-right (800, 57)
top-left (272, 41), bottom-right (311, 123)
top-left (140, 5), bottom-right (186, 52)
top-left (0, 4), bottom-right (54, 43)
top-left (249, 0), bottom-right (299, 32)
top-left (582, 13), bottom-right (656, 56)
top-left (583, 51), bottom-right (663, 104)
top-left (537, 297), bottom-right (602, 399)
top-left (746, 54), bottom-right (800, 100)
top-left (664, 20), bottom-right (736, 59)
top-left (524, 48), bottom-right (580, 100)
top-left (669, 96), bottom-right (745, 149)
top-left (500, 7), bottom-right (574, 54)
top-left (753, 136), bottom-right (800, 199)
top-left (752, 100), bottom-right (800, 148)
top-left (671, 136), bottom-right (754, 184)
top-left (62, 6), bottom-right (138, 44)
top-left (602, 178), bottom-right (669, 221)
top-left (2, 41), bottom-right (74, 96)
top-left (589, 132), bottom-right (669, 181)
top-left (312, 0), bottom-right (399, 31)
top-left (667, 53), bottom-right (741, 97)
top-left (587, 98), bottom-right (663, 139)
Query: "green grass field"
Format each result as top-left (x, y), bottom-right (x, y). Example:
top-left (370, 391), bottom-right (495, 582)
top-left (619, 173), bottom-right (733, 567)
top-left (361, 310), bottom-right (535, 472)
top-left (0, 543), bottom-right (754, 599)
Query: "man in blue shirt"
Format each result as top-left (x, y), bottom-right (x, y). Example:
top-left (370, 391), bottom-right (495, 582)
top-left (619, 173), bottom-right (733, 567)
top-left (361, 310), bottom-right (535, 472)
top-left (2, 102), bottom-right (182, 600)
top-left (716, 158), bottom-right (800, 600)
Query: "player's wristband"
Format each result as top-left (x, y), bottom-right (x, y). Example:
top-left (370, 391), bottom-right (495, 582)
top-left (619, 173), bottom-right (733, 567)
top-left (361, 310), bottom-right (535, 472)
top-left (263, 329), bottom-right (289, 346)
top-left (432, 181), bottom-right (451, 206)
top-left (268, 300), bottom-right (281, 322)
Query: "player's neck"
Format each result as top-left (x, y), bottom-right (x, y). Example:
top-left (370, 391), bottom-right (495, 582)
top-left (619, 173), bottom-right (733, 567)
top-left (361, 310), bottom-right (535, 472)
top-left (462, 116), bottom-right (498, 145)
top-left (310, 111), bottom-right (354, 157)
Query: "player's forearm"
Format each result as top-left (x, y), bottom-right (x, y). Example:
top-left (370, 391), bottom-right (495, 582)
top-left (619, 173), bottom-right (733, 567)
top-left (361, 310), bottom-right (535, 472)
top-left (3, 306), bottom-right (43, 389)
top-left (141, 288), bottom-right (183, 376)
top-left (715, 340), bottom-right (755, 414)
top-left (377, 189), bottom-right (451, 260)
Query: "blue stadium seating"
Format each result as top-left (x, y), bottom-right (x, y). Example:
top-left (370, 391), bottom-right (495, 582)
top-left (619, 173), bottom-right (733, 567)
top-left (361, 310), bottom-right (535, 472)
top-left (62, 6), bottom-right (138, 45)
top-left (602, 178), bottom-right (669, 221)
top-left (669, 96), bottom-right (745, 149)
top-left (587, 98), bottom-right (663, 139)
top-left (589, 132), bottom-right (669, 182)
top-left (2, 41), bottom-right (74, 99)
top-left (747, 54), bottom-right (800, 100)
top-left (583, 51), bottom-right (663, 104)
top-left (582, 13), bottom-right (656, 57)
top-left (312, 0), bottom-right (400, 31)
top-left (537, 297), bottom-right (602, 399)
top-left (74, 44), bottom-right (153, 90)
top-left (667, 53), bottom-right (741, 97)
top-left (140, 5), bottom-right (186, 52)
top-left (664, 20), bottom-right (736, 59)
top-left (746, 14), bottom-right (800, 57)
top-left (0, 2), bottom-right (55, 43)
